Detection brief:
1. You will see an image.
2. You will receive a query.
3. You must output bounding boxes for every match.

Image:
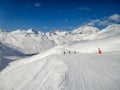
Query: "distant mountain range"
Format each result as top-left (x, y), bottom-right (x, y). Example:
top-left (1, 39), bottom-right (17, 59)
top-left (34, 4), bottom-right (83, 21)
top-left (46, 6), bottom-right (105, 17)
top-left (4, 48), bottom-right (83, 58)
top-left (0, 24), bottom-right (120, 90)
top-left (0, 24), bottom-right (120, 56)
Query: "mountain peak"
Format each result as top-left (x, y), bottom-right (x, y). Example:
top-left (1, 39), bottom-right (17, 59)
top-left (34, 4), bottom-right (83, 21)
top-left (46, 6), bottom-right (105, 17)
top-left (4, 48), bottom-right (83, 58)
top-left (26, 29), bottom-right (39, 34)
top-left (73, 25), bottom-right (99, 34)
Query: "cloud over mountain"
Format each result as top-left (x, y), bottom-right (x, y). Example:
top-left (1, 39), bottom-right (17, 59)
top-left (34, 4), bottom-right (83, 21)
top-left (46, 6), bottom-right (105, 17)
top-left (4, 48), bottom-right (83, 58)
top-left (88, 14), bottom-right (120, 26)
top-left (108, 14), bottom-right (120, 22)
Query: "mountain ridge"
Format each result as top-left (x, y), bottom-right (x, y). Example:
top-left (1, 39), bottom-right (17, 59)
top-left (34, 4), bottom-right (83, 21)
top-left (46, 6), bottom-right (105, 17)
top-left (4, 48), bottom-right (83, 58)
top-left (0, 24), bottom-right (120, 55)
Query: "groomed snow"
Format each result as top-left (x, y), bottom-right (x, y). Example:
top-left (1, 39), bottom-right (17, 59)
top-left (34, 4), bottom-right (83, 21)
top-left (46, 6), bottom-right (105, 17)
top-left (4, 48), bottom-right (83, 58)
top-left (0, 47), bottom-right (68, 90)
top-left (60, 52), bottom-right (120, 90)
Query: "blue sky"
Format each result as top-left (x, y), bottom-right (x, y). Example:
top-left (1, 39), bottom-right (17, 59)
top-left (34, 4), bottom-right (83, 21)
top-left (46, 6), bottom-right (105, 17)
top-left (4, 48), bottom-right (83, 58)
top-left (0, 0), bottom-right (120, 32)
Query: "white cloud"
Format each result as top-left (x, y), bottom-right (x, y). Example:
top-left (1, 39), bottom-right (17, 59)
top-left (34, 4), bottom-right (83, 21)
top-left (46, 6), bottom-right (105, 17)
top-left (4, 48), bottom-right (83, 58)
top-left (87, 22), bottom-right (94, 26)
top-left (108, 14), bottom-right (120, 22)
top-left (77, 6), bottom-right (91, 11)
top-left (97, 20), bottom-right (113, 26)
top-left (88, 19), bottom-right (100, 26)
top-left (35, 3), bottom-right (41, 7)
top-left (87, 14), bottom-right (120, 26)
top-left (88, 19), bottom-right (112, 26)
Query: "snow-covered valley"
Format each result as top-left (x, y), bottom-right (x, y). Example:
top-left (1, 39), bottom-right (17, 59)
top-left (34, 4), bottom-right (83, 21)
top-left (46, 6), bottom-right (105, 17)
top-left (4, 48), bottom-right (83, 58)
top-left (0, 24), bottom-right (120, 90)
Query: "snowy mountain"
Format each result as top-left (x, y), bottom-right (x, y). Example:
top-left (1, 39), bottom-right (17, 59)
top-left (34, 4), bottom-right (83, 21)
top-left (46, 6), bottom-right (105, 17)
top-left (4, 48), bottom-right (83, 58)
top-left (0, 43), bottom-right (25, 57)
top-left (0, 30), bottom-right (8, 42)
top-left (46, 26), bottom-right (99, 45)
top-left (73, 25), bottom-right (99, 34)
top-left (97, 24), bottom-right (120, 38)
top-left (0, 29), bottom-right (56, 54)
top-left (0, 24), bottom-right (120, 56)
top-left (0, 43), bottom-right (25, 71)
top-left (0, 29), bottom-right (56, 71)
top-left (0, 24), bottom-right (120, 90)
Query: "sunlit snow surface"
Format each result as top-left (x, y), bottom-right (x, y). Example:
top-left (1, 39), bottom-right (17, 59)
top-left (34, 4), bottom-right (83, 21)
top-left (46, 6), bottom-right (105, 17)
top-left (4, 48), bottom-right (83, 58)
top-left (0, 24), bottom-right (120, 90)
top-left (0, 43), bottom-right (120, 90)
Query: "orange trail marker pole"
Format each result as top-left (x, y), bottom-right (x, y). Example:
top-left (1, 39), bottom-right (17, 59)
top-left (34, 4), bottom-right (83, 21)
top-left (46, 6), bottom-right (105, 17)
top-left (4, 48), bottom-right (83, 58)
top-left (98, 48), bottom-right (102, 54)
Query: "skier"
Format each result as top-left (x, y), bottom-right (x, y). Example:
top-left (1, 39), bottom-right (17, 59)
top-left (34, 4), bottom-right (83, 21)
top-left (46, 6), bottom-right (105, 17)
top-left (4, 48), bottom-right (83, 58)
top-left (74, 51), bottom-right (76, 54)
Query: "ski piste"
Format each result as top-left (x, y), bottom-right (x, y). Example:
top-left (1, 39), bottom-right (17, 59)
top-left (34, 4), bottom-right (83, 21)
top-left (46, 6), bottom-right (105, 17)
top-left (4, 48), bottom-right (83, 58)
top-left (0, 24), bottom-right (120, 90)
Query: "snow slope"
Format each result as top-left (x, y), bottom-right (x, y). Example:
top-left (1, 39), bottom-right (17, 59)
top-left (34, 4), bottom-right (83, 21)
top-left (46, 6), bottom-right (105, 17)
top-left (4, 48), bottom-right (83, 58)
top-left (60, 52), bottom-right (120, 90)
top-left (0, 33), bottom-right (120, 90)
top-left (65, 35), bottom-right (120, 53)
top-left (0, 46), bottom-right (68, 90)
top-left (97, 24), bottom-right (120, 39)
top-left (0, 24), bottom-right (120, 90)
top-left (0, 43), bottom-right (25, 57)
top-left (0, 43), bottom-right (25, 71)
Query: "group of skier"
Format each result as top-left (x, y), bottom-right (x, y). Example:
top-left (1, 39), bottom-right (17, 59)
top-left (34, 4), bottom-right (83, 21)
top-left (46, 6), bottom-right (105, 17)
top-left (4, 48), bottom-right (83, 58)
top-left (63, 50), bottom-right (77, 54)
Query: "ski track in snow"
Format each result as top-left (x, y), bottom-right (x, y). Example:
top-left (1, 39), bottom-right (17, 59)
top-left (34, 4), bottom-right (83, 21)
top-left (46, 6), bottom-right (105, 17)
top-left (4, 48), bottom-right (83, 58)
top-left (59, 52), bottom-right (120, 90)
top-left (0, 51), bottom-right (120, 90)
top-left (0, 54), bottom-right (68, 90)
top-left (0, 23), bottom-right (120, 90)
